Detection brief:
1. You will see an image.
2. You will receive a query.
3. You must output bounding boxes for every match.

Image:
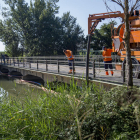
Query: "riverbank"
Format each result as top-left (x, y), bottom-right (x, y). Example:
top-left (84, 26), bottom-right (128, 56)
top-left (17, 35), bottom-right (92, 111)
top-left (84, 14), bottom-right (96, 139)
top-left (15, 79), bottom-right (58, 94)
top-left (0, 80), bottom-right (140, 139)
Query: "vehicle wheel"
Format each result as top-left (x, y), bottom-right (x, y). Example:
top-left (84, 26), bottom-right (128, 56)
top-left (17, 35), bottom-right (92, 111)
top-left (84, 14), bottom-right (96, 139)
top-left (121, 58), bottom-right (140, 78)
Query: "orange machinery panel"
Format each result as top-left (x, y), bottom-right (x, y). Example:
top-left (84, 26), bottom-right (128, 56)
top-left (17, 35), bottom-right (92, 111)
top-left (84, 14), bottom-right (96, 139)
top-left (120, 51), bottom-right (140, 61)
top-left (130, 18), bottom-right (140, 28)
top-left (130, 31), bottom-right (140, 43)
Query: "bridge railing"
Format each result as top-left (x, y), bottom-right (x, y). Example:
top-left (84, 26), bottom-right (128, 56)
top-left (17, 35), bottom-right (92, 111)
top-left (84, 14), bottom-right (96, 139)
top-left (1, 55), bottom-right (140, 85)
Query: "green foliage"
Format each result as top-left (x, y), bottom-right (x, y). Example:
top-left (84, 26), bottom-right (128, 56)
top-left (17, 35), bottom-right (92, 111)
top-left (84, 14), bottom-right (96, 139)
top-left (0, 82), bottom-right (140, 139)
top-left (0, 0), bottom-right (84, 56)
top-left (0, 19), bottom-right (22, 56)
top-left (0, 0), bottom-right (30, 56)
top-left (0, 52), bottom-right (5, 55)
top-left (89, 21), bottom-right (117, 50)
top-left (60, 12), bottom-right (84, 55)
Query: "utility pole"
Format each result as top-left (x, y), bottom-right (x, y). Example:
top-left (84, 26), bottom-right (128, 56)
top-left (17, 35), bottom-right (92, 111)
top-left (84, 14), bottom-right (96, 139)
top-left (86, 34), bottom-right (91, 83)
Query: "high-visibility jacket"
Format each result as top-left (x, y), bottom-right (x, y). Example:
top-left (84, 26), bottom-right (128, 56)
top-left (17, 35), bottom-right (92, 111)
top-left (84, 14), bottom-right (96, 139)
top-left (64, 50), bottom-right (74, 60)
top-left (102, 49), bottom-right (112, 61)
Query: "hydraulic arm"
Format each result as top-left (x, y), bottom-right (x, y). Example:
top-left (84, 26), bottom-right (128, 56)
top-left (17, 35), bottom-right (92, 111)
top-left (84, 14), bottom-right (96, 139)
top-left (88, 11), bottom-right (140, 34)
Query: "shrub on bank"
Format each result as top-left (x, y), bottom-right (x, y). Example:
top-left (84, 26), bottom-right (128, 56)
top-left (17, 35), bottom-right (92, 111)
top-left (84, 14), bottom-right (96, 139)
top-left (0, 82), bottom-right (140, 140)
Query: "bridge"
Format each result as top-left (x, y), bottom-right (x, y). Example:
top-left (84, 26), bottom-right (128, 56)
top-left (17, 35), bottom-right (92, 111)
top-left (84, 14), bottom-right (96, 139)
top-left (0, 55), bottom-right (140, 88)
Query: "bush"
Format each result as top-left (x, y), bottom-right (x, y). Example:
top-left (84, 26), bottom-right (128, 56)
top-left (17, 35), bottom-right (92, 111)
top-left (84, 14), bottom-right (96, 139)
top-left (0, 82), bottom-right (140, 139)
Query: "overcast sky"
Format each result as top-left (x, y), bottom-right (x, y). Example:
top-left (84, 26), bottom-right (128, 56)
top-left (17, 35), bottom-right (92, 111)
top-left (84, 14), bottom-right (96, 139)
top-left (0, 0), bottom-right (123, 51)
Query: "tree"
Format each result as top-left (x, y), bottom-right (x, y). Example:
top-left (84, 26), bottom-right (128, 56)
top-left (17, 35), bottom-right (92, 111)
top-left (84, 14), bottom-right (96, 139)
top-left (0, 18), bottom-right (22, 56)
top-left (104, 0), bottom-right (140, 86)
top-left (26, 0), bottom-right (60, 56)
top-left (89, 21), bottom-right (117, 50)
top-left (0, 0), bottom-right (30, 56)
top-left (1, 0), bottom-right (60, 56)
top-left (60, 12), bottom-right (84, 54)
top-left (0, 0), bottom-right (84, 56)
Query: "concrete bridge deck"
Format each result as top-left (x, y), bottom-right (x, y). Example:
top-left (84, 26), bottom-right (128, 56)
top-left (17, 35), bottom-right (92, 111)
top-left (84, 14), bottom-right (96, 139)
top-left (0, 55), bottom-right (140, 88)
top-left (1, 60), bottom-right (140, 88)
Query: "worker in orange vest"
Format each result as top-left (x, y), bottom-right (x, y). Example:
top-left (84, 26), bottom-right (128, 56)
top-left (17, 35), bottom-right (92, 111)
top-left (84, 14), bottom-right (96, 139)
top-left (102, 46), bottom-right (114, 76)
top-left (63, 49), bottom-right (75, 74)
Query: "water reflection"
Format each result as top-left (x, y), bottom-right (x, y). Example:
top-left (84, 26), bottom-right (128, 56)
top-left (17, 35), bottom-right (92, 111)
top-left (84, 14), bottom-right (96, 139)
top-left (0, 87), bottom-right (8, 97)
top-left (0, 76), bottom-right (44, 99)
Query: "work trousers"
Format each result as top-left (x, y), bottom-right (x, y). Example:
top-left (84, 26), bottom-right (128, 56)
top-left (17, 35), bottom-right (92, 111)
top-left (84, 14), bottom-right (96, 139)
top-left (104, 60), bottom-right (113, 71)
top-left (68, 59), bottom-right (75, 70)
top-left (2, 56), bottom-right (5, 64)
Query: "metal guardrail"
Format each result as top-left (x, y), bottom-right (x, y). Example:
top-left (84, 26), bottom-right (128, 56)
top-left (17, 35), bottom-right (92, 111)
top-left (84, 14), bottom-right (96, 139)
top-left (1, 55), bottom-right (140, 85)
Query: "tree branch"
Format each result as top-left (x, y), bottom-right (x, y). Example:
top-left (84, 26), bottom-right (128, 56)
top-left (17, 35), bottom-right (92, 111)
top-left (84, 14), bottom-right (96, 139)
top-left (111, 0), bottom-right (125, 10)
top-left (130, 0), bottom-right (140, 15)
top-left (103, 0), bottom-right (114, 12)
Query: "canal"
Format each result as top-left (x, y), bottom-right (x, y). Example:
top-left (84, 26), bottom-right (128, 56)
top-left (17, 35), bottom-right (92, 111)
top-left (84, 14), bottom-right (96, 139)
top-left (0, 75), bottom-right (44, 99)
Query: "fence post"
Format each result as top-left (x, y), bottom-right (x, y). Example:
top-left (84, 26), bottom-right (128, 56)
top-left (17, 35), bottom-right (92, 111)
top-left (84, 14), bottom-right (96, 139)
top-left (122, 62), bottom-right (125, 83)
top-left (14, 58), bottom-right (15, 66)
top-left (93, 60), bottom-right (95, 78)
top-left (72, 60), bottom-right (75, 74)
top-left (4, 57), bottom-right (5, 65)
top-left (29, 59), bottom-right (31, 69)
top-left (23, 58), bottom-right (24, 67)
top-left (98, 56), bottom-right (99, 70)
top-left (5, 57), bottom-right (7, 65)
top-left (37, 59), bottom-right (38, 70)
top-left (57, 60), bottom-right (59, 73)
top-left (10, 58), bottom-right (11, 65)
top-left (18, 58), bottom-right (19, 67)
top-left (46, 60), bottom-right (48, 71)
top-left (7, 57), bottom-right (9, 65)
top-left (99, 57), bottom-right (100, 71)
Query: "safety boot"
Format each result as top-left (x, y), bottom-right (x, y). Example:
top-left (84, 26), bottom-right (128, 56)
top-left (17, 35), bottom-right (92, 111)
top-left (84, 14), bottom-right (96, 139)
top-left (106, 71), bottom-right (109, 75)
top-left (111, 71), bottom-right (114, 76)
top-left (68, 69), bottom-right (72, 74)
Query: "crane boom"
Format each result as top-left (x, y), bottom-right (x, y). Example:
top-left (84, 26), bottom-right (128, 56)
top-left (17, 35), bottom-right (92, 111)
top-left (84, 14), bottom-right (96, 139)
top-left (88, 11), bottom-right (139, 34)
top-left (86, 10), bottom-right (140, 79)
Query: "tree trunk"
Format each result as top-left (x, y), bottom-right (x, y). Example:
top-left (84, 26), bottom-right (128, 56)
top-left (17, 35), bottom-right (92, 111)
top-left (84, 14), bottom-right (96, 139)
top-left (124, 0), bottom-right (133, 86)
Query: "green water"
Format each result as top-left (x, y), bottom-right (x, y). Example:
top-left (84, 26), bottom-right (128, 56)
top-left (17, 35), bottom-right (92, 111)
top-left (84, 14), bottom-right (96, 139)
top-left (0, 76), bottom-right (44, 98)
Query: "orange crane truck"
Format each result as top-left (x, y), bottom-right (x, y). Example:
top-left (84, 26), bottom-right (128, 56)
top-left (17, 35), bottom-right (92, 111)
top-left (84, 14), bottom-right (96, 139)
top-left (88, 10), bottom-right (140, 78)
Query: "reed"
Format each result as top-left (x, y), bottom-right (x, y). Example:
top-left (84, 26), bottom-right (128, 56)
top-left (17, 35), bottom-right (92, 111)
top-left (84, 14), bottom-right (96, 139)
top-left (0, 82), bottom-right (140, 139)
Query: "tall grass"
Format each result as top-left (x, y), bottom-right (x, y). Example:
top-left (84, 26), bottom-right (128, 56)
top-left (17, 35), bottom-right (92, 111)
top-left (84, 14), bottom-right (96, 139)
top-left (0, 81), bottom-right (140, 140)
